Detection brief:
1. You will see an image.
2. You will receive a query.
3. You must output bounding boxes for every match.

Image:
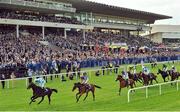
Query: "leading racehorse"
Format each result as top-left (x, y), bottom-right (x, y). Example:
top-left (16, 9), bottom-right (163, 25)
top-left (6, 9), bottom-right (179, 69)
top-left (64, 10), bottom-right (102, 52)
top-left (72, 82), bottom-right (101, 103)
top-left (116, 75), bottom-right (136, 95)
top-left (27, 83), bottom-right (58, 105)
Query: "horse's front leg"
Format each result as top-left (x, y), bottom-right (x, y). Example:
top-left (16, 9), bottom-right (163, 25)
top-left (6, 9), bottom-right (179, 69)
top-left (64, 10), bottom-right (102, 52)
top-left (119, 88), bottom-right (121, 96)
top-left (76, 92), bottom-right (80, 101)
top-left (38, 96), bottom-right (44, 105)
top-left (150, 79), bottom-right (153, 85)
top-left (76, 94), bottom-right (82, 103)
top-left (83, 92), bottom-right (89, 101)
top-left (29, 96), bottom-right (38, 105)
top-left (30, 96), bottom-right (36, 102)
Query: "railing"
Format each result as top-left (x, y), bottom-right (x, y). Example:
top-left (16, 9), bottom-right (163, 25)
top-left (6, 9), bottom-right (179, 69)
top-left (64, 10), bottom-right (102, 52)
top-left (0, 0), bottom-right (76, 13)
top-left (127, 80), bottom-right (180, 103)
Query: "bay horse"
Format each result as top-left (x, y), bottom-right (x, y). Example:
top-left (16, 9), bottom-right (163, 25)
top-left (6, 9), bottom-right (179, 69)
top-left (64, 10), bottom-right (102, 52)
top-left (72, 82), bottom-right (101, 103)
top-left (139, 72), bottom-right (158, 86)
top-left (27, 83), bottom-right (58, 105)
top-left (157, 69), bottom-right (170, 82)
top-left (168, 70), bottom-right (180, 81)
top-left (116, 75), bottom-right (136, 95)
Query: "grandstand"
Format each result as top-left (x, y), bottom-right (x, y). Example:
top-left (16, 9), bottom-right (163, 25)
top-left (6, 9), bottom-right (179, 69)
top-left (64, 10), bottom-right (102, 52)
top-left (0, 0), bottom-right (175, 78)
top-left (1, 0), bottom-right (180, 111)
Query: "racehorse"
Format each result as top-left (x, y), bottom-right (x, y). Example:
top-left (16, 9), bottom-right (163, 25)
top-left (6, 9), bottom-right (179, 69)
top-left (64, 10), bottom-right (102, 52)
top-left (128, 71), bottom-right (142, 83)
top-left (27, 83), bottom-right (58, 105)
top-left (139, 72), bottom-right (158, 86)
top-left (168, 70), bottom-right (180, 81)
top-left (157, 69), bottom-right (170, 82)
top-left (116, 75), bottom-right (136, 95)
top-left (72, 82), bottom-right (101, 103)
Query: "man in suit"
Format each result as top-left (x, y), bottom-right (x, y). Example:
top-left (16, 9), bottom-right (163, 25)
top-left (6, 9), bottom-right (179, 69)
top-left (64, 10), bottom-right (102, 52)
top-left (1, 74), bottom-right (5, 89)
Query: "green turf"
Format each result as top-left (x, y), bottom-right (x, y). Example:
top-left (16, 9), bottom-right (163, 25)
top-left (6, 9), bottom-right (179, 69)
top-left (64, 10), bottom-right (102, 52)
top-left (0, 61), bottom-right (180, 111)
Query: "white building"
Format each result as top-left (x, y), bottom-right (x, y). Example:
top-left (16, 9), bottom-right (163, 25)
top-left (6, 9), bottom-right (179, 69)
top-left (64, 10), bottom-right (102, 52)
top-left (145, 25), bottom-right (180, 45)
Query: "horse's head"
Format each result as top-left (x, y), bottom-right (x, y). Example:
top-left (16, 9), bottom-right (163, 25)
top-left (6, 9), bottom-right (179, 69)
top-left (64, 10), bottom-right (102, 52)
top-left (116, 75), bottom-right (122, 81)
top-left (72, 82), bottom-right (81, 92)
top-left (27, 82), bottom-right (35, 90)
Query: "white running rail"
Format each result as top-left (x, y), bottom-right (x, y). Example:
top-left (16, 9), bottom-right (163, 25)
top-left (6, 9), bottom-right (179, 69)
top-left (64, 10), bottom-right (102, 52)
top-left (127, 80), bottom-right (180, 103)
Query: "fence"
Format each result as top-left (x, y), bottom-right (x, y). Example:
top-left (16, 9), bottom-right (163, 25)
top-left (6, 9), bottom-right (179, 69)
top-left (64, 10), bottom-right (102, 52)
top-left (127, 80), bottom-right (180, 103)
top-left (0, 60), bottom-right (179, 89)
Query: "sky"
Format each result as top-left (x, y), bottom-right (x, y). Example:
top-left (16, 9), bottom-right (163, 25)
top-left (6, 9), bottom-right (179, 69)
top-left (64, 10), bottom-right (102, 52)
top-left (87, 0), bottom-right (179, 25)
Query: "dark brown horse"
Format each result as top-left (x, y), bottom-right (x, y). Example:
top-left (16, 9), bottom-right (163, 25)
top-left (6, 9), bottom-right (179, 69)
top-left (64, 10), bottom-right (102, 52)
top-left (128, 71), bottom-right (142, 83)
top-left (27, 83), bottom-right (58, 105)
top-left (168, 70), bottom-right (180, 81)
top-left (116, 75), bottom-right (136, 95)
top-left (139, 72), bottom-right (158, 86)
top-left (157, 69), bottom-right (170, 82)
top-left (72, 82), bottom-right (101, 103)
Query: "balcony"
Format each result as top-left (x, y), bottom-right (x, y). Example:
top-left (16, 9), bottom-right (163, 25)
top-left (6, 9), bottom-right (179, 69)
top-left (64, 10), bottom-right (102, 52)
top-left (0, 0), bottom-right (76, 13)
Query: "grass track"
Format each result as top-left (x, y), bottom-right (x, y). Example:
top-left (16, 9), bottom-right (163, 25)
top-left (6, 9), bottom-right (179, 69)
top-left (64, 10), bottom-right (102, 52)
top-left (0, 62), bottom-right (180, 111)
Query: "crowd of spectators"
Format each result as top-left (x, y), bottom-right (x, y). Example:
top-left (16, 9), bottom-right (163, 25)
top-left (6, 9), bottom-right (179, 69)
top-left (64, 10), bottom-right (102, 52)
top-left (0, 25), bottom-right (179, 80)
top-left (0, 10), bottom-right (83, 25)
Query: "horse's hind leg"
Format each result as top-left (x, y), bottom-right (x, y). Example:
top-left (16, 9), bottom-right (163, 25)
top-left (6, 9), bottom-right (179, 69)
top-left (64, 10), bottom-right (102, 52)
top-left (83, 92), bottom-right (89, 101)
top-left (38, 96), bottom-right (44, 105)
top-left (163, 77), bottom-right (166, 82)
top-left (92, 92), bottom-right (95, 101)
top-left (48, 94), bottom-right (51, 105)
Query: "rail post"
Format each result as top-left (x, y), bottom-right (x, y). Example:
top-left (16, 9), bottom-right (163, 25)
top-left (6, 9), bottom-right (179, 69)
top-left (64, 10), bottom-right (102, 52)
top-left (159, 85), bottom-right (162, 95)
top-left (7, 80), bottom-right (10, 89)
top-left (26, 78), bottom-right (28, 87)
top-left (177, 81), bottom-right (179, 91)
top-left (128, 89), bottom-right (131, 103)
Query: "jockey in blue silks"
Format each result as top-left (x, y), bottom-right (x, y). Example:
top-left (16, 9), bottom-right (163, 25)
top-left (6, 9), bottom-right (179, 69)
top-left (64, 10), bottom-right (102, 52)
top-left (142, 65), bottom-right (152, 79)
top-left (80, 72), bottom-right (90, 90)
top-left (34, 77), bottom-right (46, 89)
top-left (122, 67), bottom-right (129, 86)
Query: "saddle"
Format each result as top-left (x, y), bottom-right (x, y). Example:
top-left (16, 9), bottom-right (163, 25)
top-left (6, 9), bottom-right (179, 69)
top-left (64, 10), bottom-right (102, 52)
top-left (42, 88), bottom-right (48, 93)
top-left (83, 84), bottom-right (91, 91)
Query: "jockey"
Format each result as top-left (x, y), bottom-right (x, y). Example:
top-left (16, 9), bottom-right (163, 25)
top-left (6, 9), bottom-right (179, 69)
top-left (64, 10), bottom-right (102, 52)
top-left (80, 72), bottom-right (90, 90)
top-left (128, 65), bottom-right (133, 74)
top-left (162, 64), bottom-right (168, 72)
top-left (122, 68), bottom-right (129, 86)
top-left (142, 66), bottom-right (152, 78)
top-left (34, 77), bottom-right (46, 90)
top-left (172, 65), bottom-right (177, 73)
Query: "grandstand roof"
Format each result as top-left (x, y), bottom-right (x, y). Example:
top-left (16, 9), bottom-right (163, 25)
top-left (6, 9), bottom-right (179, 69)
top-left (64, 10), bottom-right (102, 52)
top-left (54, 0), bottom-right (172, 24)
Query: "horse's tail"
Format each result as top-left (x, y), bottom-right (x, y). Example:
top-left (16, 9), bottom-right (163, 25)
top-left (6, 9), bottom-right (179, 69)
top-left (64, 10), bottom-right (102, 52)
top-left (52, 89), bottom-right (58, 93)
top-left (94, 85), bottom-right (101, 89)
